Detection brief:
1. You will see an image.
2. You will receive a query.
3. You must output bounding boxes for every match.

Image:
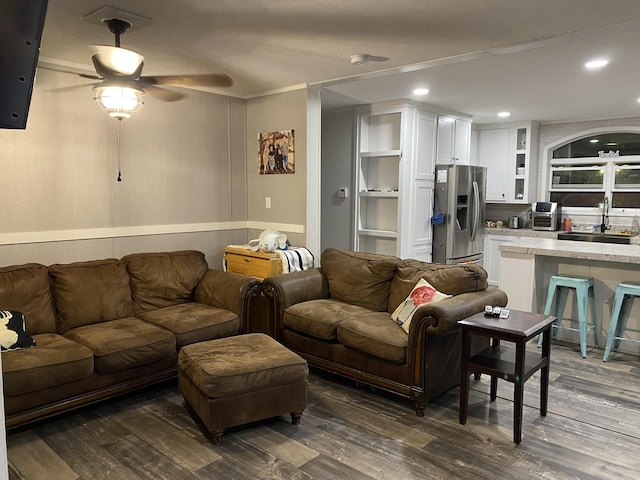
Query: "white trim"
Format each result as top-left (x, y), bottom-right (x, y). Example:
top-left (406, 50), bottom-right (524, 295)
top-left (0, 221), bottom-right (305, 246)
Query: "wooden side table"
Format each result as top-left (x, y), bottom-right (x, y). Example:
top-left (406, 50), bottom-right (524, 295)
top-left (224, 247), bottom-right (284, 337)
top-left (458, 310), bottom-right (556, 444)
top-left (224, 247), bottom-right (282, 280)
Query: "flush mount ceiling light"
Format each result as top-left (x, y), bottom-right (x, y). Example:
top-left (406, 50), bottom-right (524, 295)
top-left (498, 111), bottom-right (511, 118)
top-left (585, 59), bottom-right (609, 69)
top-left (412, 88), bottom-right (429, 96)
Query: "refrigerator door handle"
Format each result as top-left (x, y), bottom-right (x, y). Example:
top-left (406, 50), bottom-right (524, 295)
top-left (470, 180), bottom-right (480, 241)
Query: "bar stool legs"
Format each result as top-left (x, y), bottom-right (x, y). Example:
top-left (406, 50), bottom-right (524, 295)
top-left (537, 275), bottom-right (597, 358)
top-left (603, 281), bottom-right (640, 362)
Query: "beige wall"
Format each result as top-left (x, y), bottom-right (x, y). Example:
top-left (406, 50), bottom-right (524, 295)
top-left (0, 68), bottom-right (248, 267)
top-left (245, 88), bottom-right (308, 247)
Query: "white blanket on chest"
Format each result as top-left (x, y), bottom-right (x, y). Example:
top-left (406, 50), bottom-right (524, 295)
top-left (275, 247), bottom-right (315, 273)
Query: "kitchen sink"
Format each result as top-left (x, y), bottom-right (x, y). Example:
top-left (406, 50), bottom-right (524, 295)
top-left (557, 232), bottom-right (633, 244)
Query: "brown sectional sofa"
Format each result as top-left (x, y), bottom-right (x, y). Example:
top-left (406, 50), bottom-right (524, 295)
top-left (0, 250), bottom-right (261, 428)
top-left (263, 248), bottom-right (508, 415)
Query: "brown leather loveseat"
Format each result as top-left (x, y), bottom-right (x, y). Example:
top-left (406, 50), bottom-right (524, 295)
top-left (263, 248), bottom-right (507, 415)
top-left (0, 250), bottom-right (260, 428)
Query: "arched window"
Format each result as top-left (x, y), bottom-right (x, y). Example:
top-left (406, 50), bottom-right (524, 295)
top-left (548, 131), bottom-right (640, 209)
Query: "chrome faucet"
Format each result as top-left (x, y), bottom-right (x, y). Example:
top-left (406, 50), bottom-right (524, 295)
top-left (600, 196), bottom-right (610, 233)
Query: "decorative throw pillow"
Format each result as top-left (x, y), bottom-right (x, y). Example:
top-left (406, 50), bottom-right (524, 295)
top-left (391, 279), bottom-right (451, 333)
top-left (0, 310), bottom-right (36, 351)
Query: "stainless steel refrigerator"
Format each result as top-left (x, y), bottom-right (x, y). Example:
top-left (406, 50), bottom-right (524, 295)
top-left (432, 164), bottom-right (486, 265)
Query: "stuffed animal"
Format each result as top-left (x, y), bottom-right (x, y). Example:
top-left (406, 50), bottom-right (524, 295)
top-left (0, 310), bottom-right (18, 350)
top-left (248, 229), bottom-right (288, 253)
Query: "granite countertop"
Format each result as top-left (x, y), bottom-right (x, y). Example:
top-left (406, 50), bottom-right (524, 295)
top-left (499, 237), bottom-right (640, 264)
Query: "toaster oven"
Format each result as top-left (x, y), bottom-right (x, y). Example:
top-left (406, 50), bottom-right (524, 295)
top-left (532, 202), bottom-right (562, 231)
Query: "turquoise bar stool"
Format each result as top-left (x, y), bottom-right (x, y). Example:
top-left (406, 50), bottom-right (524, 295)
top-left (537, 274), bottom-right (597, 357)
top-left (603, 281), bottom-right (640, 362)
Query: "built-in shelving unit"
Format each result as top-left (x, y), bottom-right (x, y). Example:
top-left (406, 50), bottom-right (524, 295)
top-left (353, 102), bottom-right (470, 260)
top-left (356, 111), bottom-right (403, 256)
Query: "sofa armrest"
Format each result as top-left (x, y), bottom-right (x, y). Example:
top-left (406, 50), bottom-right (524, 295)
top-left (262, 269), bottom-right (330, 311)
top-left (409, 286), bottom-right (508, 337)
top-left (194, 269), bottom-right (261, 323)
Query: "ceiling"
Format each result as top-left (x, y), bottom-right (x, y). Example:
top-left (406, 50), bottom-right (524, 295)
top-left (37, 0), bottom-right (640, 124)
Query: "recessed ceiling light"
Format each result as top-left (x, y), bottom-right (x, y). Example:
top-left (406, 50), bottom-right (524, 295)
top-left (412, 88), bottom-right (429, 96)
top-left (585, 59), bottom-right (609, 69)
top-left (590, 139), bottom-right (599, 143)
top-left (497, 112), bottom-right (511, 118)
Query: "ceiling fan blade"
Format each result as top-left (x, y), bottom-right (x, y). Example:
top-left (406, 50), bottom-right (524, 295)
top-left (90, 45), bottom-right (144, 76)
top-left (144, 85), bottom-right (186, 102)
top-left (46, 82), bottom-right (98, 94)
top-left (139, 74), bottom-right (233, 89)
top-left (37, 64), bottom-right (101, 80)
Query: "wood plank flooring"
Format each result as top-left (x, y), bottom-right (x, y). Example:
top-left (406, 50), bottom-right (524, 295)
top-left (6, 342), bottom-right (640, 479)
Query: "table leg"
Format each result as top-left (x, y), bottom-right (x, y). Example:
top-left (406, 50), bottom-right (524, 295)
top-left (459, 328), bottom-right (471, 425)
top-left (490, 376), bottom-right (498, 401)
top-left (513, 340), bottom-right (525, 444)
top-left (540, 325), bottom-right (551, 416)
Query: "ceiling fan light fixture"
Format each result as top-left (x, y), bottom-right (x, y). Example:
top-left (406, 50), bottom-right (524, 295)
top-left (94, 85), bottom-right (144, 119)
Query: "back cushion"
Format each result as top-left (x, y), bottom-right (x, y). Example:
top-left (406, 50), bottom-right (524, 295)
top-left (123, 250), bottom-right (208, 315)
top-left (50, 259), bottom-right (134, 333)
top-left (0, 263), bottom-right (57, 335)
top-left (388, 261), bottom-right (488, 312)
top-left (320, 248), bottom-right (397, 312)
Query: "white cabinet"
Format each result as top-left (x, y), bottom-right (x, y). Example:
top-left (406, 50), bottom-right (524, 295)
top-left (437, 116), bottom-right (471, 165)
top-left (484, 234), bottom-right (518, 286)
top-left (354, 103), bottom-right (437, 260)
top-left (479, 128), bottom-right (510, 202)
top-left (477, 121), bottom-right (539, 204)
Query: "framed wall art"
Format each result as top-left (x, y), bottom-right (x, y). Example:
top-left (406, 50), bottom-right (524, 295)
top-left (258, 129), bottom-right (295, 174)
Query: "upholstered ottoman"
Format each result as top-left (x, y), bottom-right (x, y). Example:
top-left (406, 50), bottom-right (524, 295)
top-left (178, 333), bottom-right (308, 444)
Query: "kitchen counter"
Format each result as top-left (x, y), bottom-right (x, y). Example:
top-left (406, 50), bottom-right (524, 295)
top-left (498, 237), bottom-right (640, 356)
top-left (485, 228), bottom-right (558, 239)
top-left (499, 237), bottom-right (640, 264)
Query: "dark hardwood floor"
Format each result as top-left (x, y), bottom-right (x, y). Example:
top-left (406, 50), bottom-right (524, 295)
top-left (6, 341), bottom-right (640, 479)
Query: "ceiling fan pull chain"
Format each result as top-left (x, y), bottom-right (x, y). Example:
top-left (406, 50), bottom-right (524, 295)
top-left (116, 120), bottom-right (122, 182)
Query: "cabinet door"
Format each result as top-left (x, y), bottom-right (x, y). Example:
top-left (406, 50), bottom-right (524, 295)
top-left (484, 235), bottom-right (516, 286)
top-left (478, 128), bottom-right (509, 202)
top-left (436, 117), bottom-right (455, 164)
top-left (454, 119), bottom-right (471, 165)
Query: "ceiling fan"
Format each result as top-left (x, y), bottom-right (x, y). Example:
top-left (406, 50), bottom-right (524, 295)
top-left (48, 18), bottom-right (233, 119)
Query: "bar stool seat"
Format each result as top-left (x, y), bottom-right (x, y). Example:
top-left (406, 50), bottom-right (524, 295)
top-left (537, 274), bottom-right (597, 357)
top-left (603, 281), bottom-right (640, 362)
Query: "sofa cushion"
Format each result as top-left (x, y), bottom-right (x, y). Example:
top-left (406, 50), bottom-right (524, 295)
top-left (1, 333), bottom-right (94, 396)
top-left (50, 259), bottom-right (135, 334)
top-left (0, 310), bottom-right (36, 351)
top-left (388, 261), bottom-right (488, 312)
top-left (123, 250), bottom-right (208, 315)
top-left (321, 248), bottom-right (397, 312)
top-left (337, 312), bottom-right (407, 363)
top-left (139, 302), bottom-right (240, 347)
top-left (64, 318), bottom-right (176, 374)
top-left (284, 299), bottom-right (374, 340)
top-left (0, 263), bottom-right (57, 335)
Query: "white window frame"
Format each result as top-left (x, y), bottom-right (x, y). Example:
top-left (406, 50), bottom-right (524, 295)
top-left (542, 127), bottom-right (640, 217)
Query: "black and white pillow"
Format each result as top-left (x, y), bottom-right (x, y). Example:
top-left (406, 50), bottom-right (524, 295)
top-left (1, 310), bottom-right (36, 351)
